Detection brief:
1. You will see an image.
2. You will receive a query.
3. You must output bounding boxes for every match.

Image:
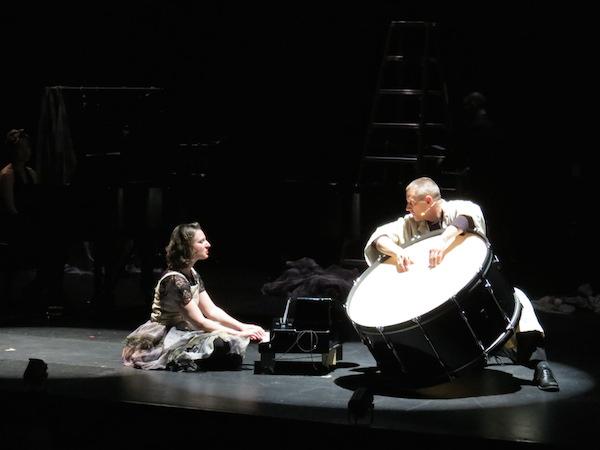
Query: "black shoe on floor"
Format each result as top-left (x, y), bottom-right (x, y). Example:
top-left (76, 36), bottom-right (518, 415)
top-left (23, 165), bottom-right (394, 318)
top-left (533, 361), bottom-right (560, 392)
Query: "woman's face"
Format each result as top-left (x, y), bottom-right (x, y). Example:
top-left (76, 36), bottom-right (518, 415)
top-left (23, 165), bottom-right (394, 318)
top-left (190, 229), bottom-right (211, 262)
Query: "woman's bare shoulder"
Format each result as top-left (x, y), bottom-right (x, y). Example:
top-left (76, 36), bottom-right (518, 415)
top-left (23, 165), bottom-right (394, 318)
top-left (0, 165), bottom-right (15, 183)
top-left (0, 164), bottom-right (14, 177)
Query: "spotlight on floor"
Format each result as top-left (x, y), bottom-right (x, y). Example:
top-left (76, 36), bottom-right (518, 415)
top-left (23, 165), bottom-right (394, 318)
top-left (348, 387), bottom-right (374, 425)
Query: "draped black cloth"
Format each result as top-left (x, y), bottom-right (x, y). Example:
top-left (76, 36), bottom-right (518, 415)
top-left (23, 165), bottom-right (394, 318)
top-left (35, 87), bottom-right (77, 186)
top-left (262, 257), bottom-right (359, 303)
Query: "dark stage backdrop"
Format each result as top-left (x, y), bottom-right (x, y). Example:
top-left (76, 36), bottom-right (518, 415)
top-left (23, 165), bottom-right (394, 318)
top-left (1, 3), bottom-right (595, 294)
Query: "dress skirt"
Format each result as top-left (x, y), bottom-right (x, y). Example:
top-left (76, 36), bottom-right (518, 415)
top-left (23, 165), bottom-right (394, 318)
top-left (122, 320), bottom-right (249, 371)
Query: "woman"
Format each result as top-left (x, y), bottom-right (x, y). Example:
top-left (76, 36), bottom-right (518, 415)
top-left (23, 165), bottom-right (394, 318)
top-left (1, 129), bottom-right (40, 308)
top-left (122, 222), bottom-right (266, 371)
top-left (0, 129), bottom-right (38, 238)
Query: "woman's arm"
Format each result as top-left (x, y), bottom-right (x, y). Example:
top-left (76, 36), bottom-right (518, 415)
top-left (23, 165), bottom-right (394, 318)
top-left (197, 290), bottom-right (266, 340)
top-left (182, 299), bottom-right (256, 338)
top-left (0, 171), bottom-right (18, 214)
top-left (197, 290), bottom-right (245, 330)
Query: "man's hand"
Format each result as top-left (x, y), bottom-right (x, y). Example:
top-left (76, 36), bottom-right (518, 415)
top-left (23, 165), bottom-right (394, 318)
top-left (428, 225), bottom-right (460, 268)
top-left (428, 246), bottom-right (445, 268)
top-left (395, 252), bottom-right (414, 272)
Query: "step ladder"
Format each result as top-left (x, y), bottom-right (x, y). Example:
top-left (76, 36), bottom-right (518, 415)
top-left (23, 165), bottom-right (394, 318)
top-left (341, 20), bottom-right (455, 268)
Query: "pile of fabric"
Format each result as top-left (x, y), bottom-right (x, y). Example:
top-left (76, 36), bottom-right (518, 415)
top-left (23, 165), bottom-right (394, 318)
top-left (533, 283), bottom-right (599, 315)
top-left (261, 257), bottom-right (360, 301)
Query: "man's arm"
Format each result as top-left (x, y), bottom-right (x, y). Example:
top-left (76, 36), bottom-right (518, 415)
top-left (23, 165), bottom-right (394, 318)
top-left (429, 215), bottom-right (471, 267)
top-left (373, 235), bottom-right (414, 272)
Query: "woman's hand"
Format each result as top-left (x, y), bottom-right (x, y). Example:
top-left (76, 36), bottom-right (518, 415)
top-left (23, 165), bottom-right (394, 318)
top-left (240, 324), bottom-right (267, 342)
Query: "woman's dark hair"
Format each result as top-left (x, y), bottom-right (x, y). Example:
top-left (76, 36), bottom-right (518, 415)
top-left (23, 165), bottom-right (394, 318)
top-left (5, 128), bottom-right (31, 162)
top-left (165, 222), bottom-right (202, 270)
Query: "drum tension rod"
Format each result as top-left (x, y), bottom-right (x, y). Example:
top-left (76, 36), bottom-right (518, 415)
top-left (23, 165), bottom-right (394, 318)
top-left (376, 326), bottom-right (408, 374)
top-left (483, 278), bottom-right (511, 324)
top-left (452, 297), bottom-right (485, 352)
top-left (412, 318), bottom-right (454, 380)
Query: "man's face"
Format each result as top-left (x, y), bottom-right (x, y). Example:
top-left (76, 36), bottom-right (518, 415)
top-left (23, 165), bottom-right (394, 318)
top-left (406, 189), bottom-right (428, 221)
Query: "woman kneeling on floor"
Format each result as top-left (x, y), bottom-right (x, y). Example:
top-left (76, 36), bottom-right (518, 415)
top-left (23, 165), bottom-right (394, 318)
top-left (122, 222), bottom-right (266, 371)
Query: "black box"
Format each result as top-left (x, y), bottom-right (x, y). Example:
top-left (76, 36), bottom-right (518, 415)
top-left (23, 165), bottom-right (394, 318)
top-left (286, 296), bottom-right (332, 331)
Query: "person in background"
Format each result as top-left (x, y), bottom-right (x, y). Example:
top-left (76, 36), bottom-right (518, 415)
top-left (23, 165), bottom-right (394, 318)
top-left (1, 128), bottom-right (68, 317)
top-left (0, 128), bottom-right (38, 230)
top-left (1, 129), bottom-right (40, 312)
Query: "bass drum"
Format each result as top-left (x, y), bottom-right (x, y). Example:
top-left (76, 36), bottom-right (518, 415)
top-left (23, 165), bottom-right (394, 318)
top-left (345, 230), bottom-right (521, 383)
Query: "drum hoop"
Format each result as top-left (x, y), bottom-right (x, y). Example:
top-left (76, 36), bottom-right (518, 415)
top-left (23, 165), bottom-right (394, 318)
top-left (484, 294), bottom-right (522, 353)
top-left (345, 229), bottom-right (494, 331)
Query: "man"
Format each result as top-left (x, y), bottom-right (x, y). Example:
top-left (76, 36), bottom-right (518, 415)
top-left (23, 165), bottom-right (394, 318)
top-left (363, 176), bottom-right (559, 391)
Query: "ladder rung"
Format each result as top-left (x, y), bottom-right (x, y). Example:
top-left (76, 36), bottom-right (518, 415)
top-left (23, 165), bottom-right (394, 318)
top-left (363, 154), bottom-right (446, 164)
top-left (372, 122), bottom-right (446, 129)
top-left (390, 21), bottom-right (436, 28)
top-left (385, 55), bottom-right (439, 64)
top-left (364, 155), bottom-right (417, 163)
top-left (442, 169), bottom-right (469, 176)
top-left (379, 88), bottom-right (442, 96)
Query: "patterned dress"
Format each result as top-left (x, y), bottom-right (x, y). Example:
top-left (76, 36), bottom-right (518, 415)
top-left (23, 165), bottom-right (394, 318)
top-left (122, 269), bottom-right (249, 371)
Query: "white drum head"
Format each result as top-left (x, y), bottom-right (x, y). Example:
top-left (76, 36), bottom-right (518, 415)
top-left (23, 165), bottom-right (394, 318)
top-left (347, 232), bottom-right (489, 328)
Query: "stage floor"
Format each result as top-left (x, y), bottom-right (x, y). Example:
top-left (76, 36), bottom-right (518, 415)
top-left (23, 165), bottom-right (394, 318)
top-left (1, 311), bottom-right (599, 450)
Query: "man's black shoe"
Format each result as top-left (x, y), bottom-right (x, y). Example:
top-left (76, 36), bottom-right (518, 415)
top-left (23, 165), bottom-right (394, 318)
top-left (533, 361), bottom-right (560, 392)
